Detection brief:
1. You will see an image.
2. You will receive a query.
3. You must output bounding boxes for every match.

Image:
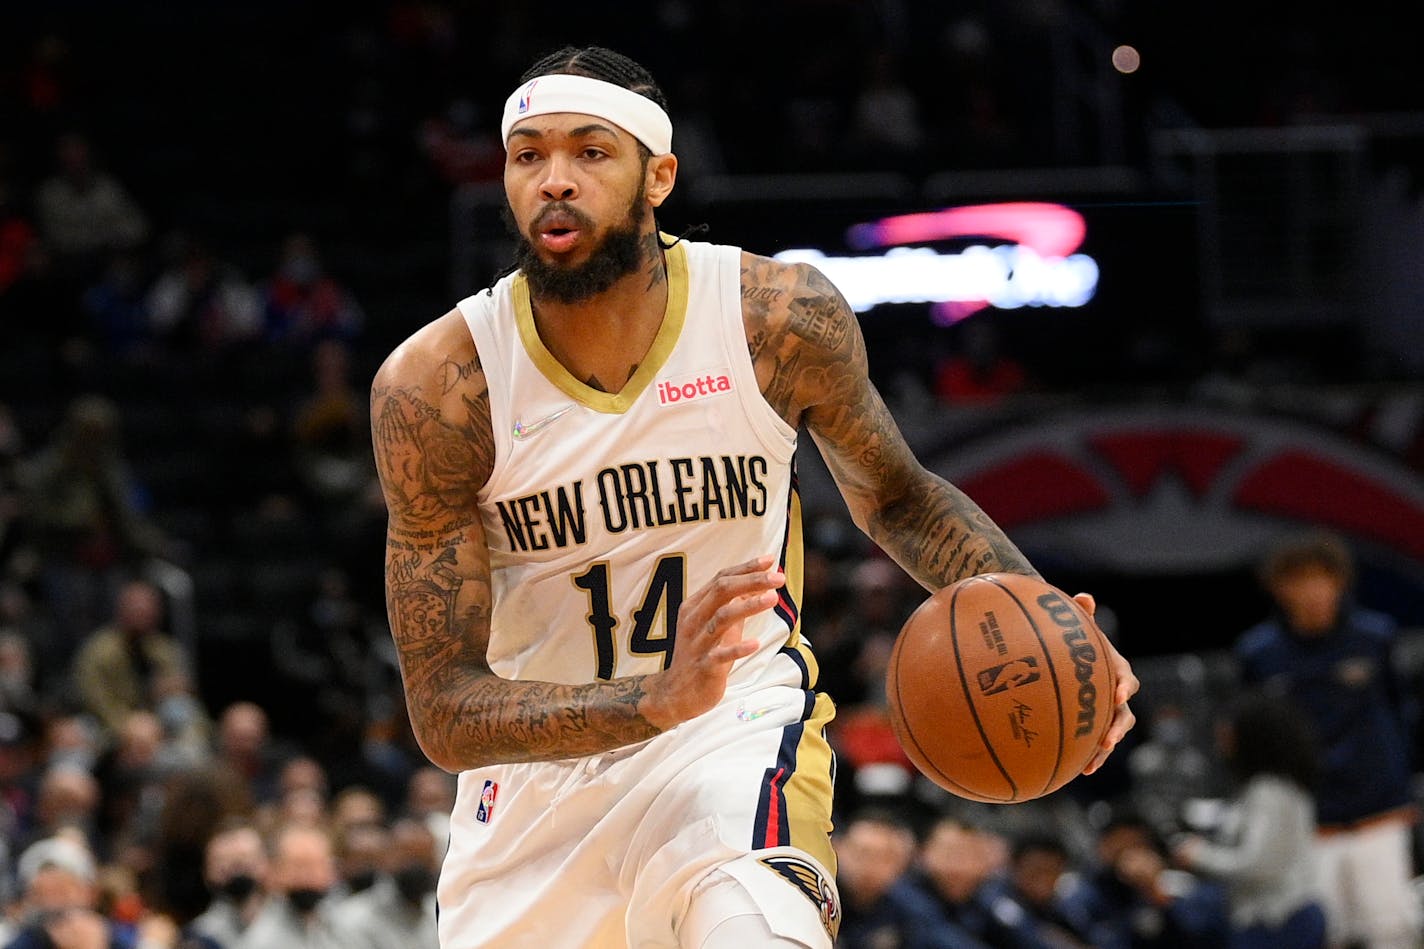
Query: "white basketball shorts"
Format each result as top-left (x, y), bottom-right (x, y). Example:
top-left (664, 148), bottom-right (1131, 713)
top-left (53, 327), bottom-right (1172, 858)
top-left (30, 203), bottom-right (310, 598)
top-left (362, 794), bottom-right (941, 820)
top-left (434, 684), bottom-right (839, 948)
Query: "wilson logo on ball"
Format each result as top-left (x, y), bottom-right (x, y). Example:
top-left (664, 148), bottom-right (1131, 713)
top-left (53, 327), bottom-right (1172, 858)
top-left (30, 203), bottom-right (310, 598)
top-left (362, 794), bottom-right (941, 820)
top-left (1037, 592), bottom-right (1100, 737)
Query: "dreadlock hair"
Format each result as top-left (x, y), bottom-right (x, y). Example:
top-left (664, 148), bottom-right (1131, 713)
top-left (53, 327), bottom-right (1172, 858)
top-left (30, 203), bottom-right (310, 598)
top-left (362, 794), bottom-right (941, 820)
top-left (519, 45), bottom-right (670, 118)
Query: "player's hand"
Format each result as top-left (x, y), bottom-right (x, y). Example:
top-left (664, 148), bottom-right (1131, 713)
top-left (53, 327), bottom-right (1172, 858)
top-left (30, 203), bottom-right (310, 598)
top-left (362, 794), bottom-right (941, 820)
top-left (642, 555), bottom-right (784, 730)
top-left (1071, 592), bottom-right (1138, 775)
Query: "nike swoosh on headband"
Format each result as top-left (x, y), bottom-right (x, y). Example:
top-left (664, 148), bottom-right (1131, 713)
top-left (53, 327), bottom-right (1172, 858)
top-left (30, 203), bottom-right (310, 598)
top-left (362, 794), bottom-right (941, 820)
top-left (512, 403), bottom-right (575, 441)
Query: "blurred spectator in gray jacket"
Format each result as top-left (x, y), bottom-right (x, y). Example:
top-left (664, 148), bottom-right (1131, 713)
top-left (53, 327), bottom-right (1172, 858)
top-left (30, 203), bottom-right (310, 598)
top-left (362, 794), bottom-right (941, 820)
top-left (331, 816), bottom-right (439, 949)
top-left (34, 133), bottom-right (149, 275)
top-left (239, 822), bottom-right (346, 949)
top-left (189, 819), bottom-right (270, 948)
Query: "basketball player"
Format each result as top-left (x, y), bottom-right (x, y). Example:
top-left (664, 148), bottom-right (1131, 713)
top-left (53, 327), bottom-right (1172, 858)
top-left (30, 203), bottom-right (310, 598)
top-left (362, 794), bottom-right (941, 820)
top-left (370, 45), bottom-right (1139, 949)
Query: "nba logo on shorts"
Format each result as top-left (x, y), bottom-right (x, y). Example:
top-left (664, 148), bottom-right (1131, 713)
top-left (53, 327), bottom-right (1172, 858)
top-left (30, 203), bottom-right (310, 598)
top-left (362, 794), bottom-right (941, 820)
top-left (517, 80), bottom-right (538, 114)
top-left (476, 780), bottom-right (499, 824)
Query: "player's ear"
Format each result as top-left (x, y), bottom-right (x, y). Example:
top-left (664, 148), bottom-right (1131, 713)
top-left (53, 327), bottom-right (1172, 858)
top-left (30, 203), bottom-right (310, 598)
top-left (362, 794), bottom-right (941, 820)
top-left (646, 153), bottom-right (677, 208)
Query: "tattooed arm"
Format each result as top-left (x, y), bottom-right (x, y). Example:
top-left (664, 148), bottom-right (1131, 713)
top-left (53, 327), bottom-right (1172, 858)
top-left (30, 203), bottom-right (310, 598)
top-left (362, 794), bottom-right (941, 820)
top-left (371, 311), bottom-right (777, 772)
top-left (743, 255), bottom-right (1140, 769)
top-left (740, 253), bottom-right (1036, 590)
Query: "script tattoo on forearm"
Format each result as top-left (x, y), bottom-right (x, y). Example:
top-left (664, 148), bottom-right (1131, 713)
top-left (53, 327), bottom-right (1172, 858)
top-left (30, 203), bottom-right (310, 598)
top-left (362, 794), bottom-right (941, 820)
top-left (873, 482), bottom-right (1038, 585)
top-left (744, 258), bottom-right (1036, 589)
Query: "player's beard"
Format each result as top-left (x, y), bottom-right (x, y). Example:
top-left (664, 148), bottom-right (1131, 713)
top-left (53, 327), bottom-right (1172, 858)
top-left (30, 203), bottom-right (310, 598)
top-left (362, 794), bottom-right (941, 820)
top-left (509, 177), bottom-right (649, 304)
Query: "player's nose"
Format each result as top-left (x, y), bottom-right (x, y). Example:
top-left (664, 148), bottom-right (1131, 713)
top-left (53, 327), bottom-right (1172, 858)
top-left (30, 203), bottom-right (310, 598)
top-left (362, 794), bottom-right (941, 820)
top-left (538, 156), bottom-right (577, 201)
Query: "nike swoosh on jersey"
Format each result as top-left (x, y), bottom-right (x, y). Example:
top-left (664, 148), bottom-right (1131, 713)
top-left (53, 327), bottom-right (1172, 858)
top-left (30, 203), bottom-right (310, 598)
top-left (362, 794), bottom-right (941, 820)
top-left (512, 403), bottom-right (575, 441)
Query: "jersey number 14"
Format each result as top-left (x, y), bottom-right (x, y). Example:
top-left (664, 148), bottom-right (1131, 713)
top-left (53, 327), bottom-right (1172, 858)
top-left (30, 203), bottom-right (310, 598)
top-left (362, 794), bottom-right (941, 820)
top-left (573, 555), bottom-right (685, 679)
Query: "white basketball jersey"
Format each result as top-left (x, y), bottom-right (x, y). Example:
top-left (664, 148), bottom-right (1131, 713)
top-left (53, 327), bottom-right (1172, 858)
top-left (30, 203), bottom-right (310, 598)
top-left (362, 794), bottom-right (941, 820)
top-left (458, 239), bottom-right (818, 695)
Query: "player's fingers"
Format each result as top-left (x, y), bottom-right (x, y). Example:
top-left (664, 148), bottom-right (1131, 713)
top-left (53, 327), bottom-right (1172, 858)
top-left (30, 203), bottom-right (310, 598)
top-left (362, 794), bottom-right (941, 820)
top-left (1082, 701), bottom-right (1136, 775)
top-left (704, 589), bottom-right (778, 634)
top-left (1114, 661), bottom-right (1140, 706)
top-left (686, 565), bottom-right (784, 615)
top-left (1071, 592), bottom-right (1097, 615)
top-left (708, 637), bottom-right (760, 663)
top-left (1103, 638), bottom-right (1139, 704)
top-left (712, 554), bottom-right (776, 579)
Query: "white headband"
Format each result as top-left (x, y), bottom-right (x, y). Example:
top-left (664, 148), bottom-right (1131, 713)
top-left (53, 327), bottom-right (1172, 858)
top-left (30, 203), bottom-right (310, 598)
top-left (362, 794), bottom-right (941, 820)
top-left (501, 74), bottom-right (673, 156)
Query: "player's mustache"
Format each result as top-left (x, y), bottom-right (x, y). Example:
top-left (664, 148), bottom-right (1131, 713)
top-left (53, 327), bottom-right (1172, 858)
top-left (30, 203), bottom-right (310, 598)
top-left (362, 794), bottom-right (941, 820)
top-left (531, 202), bottom-right (595, 234)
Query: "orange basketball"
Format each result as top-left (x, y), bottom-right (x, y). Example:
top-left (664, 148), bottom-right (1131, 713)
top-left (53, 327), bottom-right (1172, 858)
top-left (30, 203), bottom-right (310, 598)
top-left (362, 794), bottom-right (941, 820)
top-left (885, 572), bottom-right (1116, 803)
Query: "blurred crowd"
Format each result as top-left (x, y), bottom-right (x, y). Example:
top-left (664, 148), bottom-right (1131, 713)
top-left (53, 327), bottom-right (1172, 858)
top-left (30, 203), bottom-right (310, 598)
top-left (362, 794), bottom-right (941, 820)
top-left (829, 532), bottom-right (1423, 949)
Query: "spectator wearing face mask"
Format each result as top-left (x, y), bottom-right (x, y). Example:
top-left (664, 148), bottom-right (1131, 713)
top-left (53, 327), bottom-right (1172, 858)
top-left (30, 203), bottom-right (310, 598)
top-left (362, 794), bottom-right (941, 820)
top-left (238, 823), bottom-right (344, 949)
top-left (260, 233), bottom-right (363, 350)
top-left (331, 821), bottom-right (387, 900)
top-left (189, 820), bottom-right (268, 948)
top-left (330, 817), bottom-right (439, 949)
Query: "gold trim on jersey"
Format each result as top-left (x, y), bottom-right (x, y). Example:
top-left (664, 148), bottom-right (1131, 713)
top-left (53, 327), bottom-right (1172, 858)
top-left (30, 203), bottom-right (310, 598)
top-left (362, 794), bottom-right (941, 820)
top-left (512, 240), bottom-right (690, 414)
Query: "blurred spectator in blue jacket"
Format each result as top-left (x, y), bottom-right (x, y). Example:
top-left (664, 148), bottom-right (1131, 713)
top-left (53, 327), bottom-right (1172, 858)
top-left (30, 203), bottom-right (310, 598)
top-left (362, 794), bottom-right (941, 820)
top-left (261, 233), bottom-right (363, 350)
top-left (81, 253), bottom-right (153, 358)
top-left (1080, 808), bottom-right (1228, 948)
top-left (1000, 831), bottom-right (1099, 948)
top-left (1234, 529), bottom-right (1421, 949)
top-left (836, 808), bottom-right (968, 948)
top-left (912, 815), bottom-right (1030, 948)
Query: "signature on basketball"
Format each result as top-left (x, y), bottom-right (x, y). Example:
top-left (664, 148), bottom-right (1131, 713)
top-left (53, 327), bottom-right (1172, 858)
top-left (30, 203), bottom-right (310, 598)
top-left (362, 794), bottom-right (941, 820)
top-left (1007, 700), bottom-right (1038, 746)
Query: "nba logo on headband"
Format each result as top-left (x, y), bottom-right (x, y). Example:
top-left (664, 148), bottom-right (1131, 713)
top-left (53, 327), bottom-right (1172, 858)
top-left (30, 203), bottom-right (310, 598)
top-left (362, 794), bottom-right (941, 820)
top-left (501, 74), bottom-right (673, 155)
top-left (517, 80), bottom-right (538, 115)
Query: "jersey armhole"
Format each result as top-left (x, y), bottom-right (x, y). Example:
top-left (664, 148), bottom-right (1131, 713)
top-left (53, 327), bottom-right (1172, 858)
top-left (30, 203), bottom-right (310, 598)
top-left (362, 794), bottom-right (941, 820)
top-left (456, 290), bottom-right (513, 500)
top-left (720, 247), bottom-right (797, 459)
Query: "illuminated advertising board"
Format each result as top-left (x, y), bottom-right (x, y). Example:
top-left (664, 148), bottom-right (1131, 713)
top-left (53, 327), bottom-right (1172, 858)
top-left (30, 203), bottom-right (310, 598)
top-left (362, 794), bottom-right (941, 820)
top-left (774, 202), bottom-right (1100, 324)
top-left (687, 188), bottom-right (1199, 387)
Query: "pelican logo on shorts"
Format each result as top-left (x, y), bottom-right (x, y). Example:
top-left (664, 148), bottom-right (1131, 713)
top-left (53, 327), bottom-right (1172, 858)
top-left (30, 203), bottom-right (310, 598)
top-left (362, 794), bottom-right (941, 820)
top-left (517, 80), bottom-right (538, 114)
top-left (977, 656), bottom-right (1040, 695)
top-left (475, 780), bottom-right (498, 824)
top-left (759, 855), bottom-right (841, 939)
